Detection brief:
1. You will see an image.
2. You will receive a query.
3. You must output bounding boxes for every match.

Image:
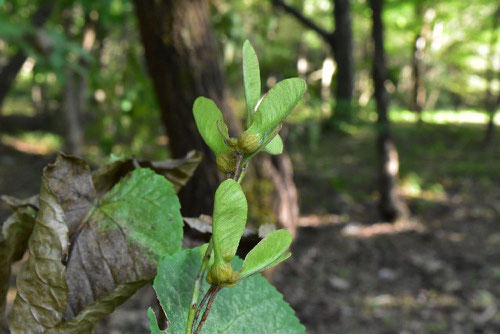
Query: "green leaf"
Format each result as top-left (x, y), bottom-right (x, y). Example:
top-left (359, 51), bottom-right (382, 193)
top-left (243, 40), bottom-right (261, 128)
top-left (263, 134), bottom-right (284, 155)
top-left (199, 242), bottom-right (215, 269)
top-left (0, 196), bottom-right (37, 325)
top-left (212, 179), bottom-right (248, 264)
top-left (150, 248), bottom-right (305, 334)
top-left (262, 252), bottom-right (291, 271)
top-left (247, 78), bottom-right (306, 145)
top-left (216, 120), bottom-right (237, 149)
top-left (148, 308), bottom-right (165, 334)
top-left (240, 229), bottom-right (292, 278)
top-left (193, 97), bottom-right (231, 155)
top-left (8, 154), bottom-right (184, 332)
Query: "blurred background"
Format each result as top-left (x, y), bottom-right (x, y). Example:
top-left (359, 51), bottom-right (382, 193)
top-left (0, 0), bottom-right (498, 332)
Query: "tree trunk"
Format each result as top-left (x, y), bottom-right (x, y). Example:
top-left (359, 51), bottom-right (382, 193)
top-left (61, 12), bottom-right (96, 157)
top-left (0, 1), bottom-right (55, 112)
top-left (332, 0), bottom-right (354, 121)
top-left (410, 4), bottom-right (428, 123)
top-left (411, 33), bottom-right (426, 122)
top-left (133, 0), bottom-right (238, 216)
top-left (63, 68), bottom-right (85, 156)
top-left (272, 0), bottom-right (354, 123)
top-left (135, 0), bottom-right (301, 229)
top-left (369, 0), bottom-right (409, 222)
top-left (267, 154), bottom-right (300, 237)
top-left (483, 6), bottom-right (499, 146)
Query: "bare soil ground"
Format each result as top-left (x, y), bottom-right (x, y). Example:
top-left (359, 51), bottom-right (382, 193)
top-left (273, 124), bottom-right (500, 333)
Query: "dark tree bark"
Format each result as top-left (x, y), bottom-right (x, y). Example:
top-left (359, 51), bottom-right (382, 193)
top-left (369, 0), bottom-right (409, 222)
top-left (134, 0), bottom-right (301, 230)
top-left (484, 6), bottom-right (499, 146)
top-left (133, 0), bottom-right (238, 216)
top-left (0, 1), bottom-right (55, 112)
top-left (333, 0), bottom-right (354, 119)
top-left (272, 0), bottom-right (354, 120)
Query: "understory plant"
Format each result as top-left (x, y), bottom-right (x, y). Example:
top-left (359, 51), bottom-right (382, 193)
top-left (0, 41), bottom-right (306, 333)
top-left (149, 41), bottom-right (307, 334)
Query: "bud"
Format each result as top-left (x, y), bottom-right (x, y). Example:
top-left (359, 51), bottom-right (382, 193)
top-left (216, 152), bottom-right (237, 173)
top-left (226, 137), bottom-right (239, 150)
top-left (237, 131), bottom-right (260, 154)
top-left (206, 262), bottom-right (241, 287)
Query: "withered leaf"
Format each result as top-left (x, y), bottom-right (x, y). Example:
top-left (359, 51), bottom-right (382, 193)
top-left (8, 153), bottom-right (184, 333)
top-left (8, 163), bottom-right (71, 333)
top-left (92, 150), bottom-right (202, 196)
top-left (0, 196), bottom-right (38, 325)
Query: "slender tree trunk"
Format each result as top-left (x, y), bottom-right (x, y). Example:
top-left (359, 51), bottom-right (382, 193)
top-left (411, 4), bottom-right (428, 123)
top-left (62, 12), bottom-right (96, 156)
top-left (0, 1), bottom-right (55, 112)
top-left (411, 33), bottom-right (426, 122)
top-left (332, 0), bottom-right (354, 120)
top-left (484, 7), bottom-right (499, 146)
top-left (267, 153), bottom-right (299, 237)
top-left (369, 0), bottom-right (409, 222)
top-left (133, 0), bottom-right (237, 216)
top-left (272, 0), bottom-right (354, 123)
top-left (63, 68), bottom-right (86, 156)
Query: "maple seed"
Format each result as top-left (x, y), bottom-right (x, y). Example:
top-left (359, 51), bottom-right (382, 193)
top-left (216, 152), bottom-right (237, 173)
top-left (237, 131), bottom-right (260, 153)
top-left (206, 262), bottom-right (241, 287)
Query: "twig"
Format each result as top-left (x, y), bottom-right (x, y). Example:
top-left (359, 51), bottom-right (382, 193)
top-left (271, 0), bottom-right (334, 43)
top-left (191, 285), bottom-right (217, 333)
top-left (185, 241), bottom-right (213, 334)
top-left (233, 152), bottom-right (244, 181)
top-left (194, 286), bottom-right (221, 334)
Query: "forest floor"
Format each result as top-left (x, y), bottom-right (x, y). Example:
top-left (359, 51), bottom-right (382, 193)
top-left (1, 121), bottom-right (499, 333)
top-left (274, 122), bottom-right (500, 333)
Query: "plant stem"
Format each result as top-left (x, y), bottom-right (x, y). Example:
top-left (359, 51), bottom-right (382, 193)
top-left (191, 285), bottom-right (217, 333)
top-left (194, 286), bottom-right (221, 334)
top-left (185, 151), bottom-right (246, 333)
top-left (233, 152), bottom-right (244, 181)
top-left (185, 240), bottom-right (213, 334)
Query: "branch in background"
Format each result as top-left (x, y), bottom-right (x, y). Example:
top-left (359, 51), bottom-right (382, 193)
top-left (271, 0), bottom-right (335, 44)
top-left (0, 1), bottom-right (56, 111)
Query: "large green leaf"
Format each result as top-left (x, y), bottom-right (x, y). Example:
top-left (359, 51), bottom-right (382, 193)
top-left (212, 179), bottom-right (248, 264)
top-left (240, 229), bottom-right (292, 278)
top-left (263, 134), bottom-right (284, 155)
top-left (193, 97), bottom-right (231, 155)
top-left (7, 154), bottom-right (184, 333)
top-left (149, 248), bottom-right (305, 334)
top-left (247, 78), bottom-right (306, 145)
top-left (0, 196), bottom-right (38, 326)
top-left (242, 40), bottom-right (261, 128)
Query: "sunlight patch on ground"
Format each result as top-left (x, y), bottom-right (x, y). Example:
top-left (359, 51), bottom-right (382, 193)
top-left (342, 220), bottom-right (424, 238)
top-left (1, 132), bottom-right (62, 155)
top-left (298, 214), bottom-right (343, 226)
top-left (400, 172), bottom-right (447, 201)
top-left (390, 109), bottom-right (499, 125)
top-left (365, 291), bottom-right (460, 310)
